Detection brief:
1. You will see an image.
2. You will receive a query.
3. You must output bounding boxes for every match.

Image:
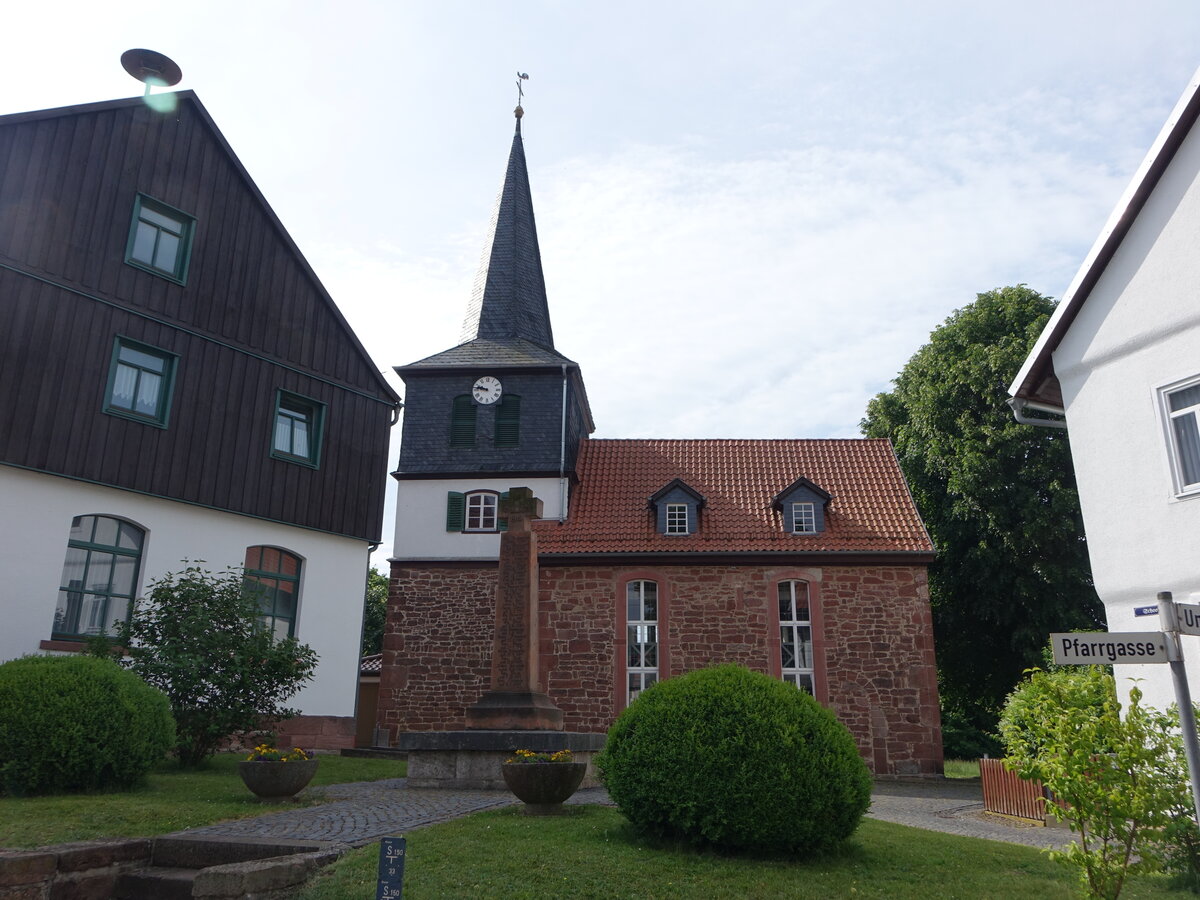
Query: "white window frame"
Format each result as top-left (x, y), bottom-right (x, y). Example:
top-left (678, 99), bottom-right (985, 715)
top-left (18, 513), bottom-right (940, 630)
top-left (1160, 375), bottom-right (1200, 498)
top-left (626, 580), bottom-right (659, 701)
top-left (464, 491), bottom-right (499, 532)
top-left (665, 503), bottom-right (689, 535)
top-left (779, 580), bottom-right (814, 694)
top-left (791, 501), bottom-right (816, 533)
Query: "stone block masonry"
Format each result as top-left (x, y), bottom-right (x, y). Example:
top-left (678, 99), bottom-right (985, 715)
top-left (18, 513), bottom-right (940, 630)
top-left (381, 561), bottom-right (942, 775)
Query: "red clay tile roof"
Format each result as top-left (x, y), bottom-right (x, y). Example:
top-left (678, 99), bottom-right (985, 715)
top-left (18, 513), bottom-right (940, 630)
top-left (533, 438), bottom-right (932, 557)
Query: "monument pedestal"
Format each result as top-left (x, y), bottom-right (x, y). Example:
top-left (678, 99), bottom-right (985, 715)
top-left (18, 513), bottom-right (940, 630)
top-left (465, 690), bottom-right (563, 731)
top-left (395, 730), bottom-right (606, 790)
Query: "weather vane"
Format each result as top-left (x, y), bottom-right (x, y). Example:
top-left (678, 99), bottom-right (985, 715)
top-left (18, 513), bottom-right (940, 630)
top-left (516, 71), bottom-right (529, 105)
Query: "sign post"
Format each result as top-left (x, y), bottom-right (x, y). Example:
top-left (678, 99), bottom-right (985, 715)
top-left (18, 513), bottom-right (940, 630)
top-left (377, 836), bottom-right (406, 899)
top-left (1157, 592), bottom-right (1200, 829)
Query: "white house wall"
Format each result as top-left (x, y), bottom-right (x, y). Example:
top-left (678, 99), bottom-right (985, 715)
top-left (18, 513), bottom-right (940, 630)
top-left (392, 477), bottom-right (566, 561)
top-left (1052, 112), bottom-right (1200, 709)
top-left (0, 466), bottom-right (367, 717)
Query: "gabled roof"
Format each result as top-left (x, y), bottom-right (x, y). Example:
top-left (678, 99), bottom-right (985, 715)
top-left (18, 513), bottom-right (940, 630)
top-left (648, 478), bottom-right (706, 507)
top-left (1010, 66), bottom-right (1200, 411)
top-left (534, 439), bottom-right (933, 558)
top-left (772, 476), bottom-right (832, 509)
top-left (458, 112), bottom-right (555, 350)
top-left (0, 92), bottom-right (399, 406)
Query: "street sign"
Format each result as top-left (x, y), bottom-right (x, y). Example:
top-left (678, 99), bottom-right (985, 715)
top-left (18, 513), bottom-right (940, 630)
top-left (1051, 632), bottom-right (1170, 665)
top-left (1175, 603), bottom-right (1200, 637)
top-left (1135, 605), bottom-right (1160, 617)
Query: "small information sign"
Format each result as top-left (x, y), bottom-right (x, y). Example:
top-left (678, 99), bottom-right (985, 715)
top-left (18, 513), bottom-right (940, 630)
top-left (376, 836), bottom-right (406, 900)
top-left (1051, 632), bottom-right (1170, 665)
top-left (1134, 605), bottom-right (1160, 617)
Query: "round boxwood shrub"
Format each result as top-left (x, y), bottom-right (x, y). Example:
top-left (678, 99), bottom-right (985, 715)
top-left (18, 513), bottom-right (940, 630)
top-left (597, 664), bottom-right (871, 855)
top-left (0, 655), bottom-right (175, 795)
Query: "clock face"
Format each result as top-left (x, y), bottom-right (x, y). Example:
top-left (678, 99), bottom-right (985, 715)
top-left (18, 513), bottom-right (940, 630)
top-left (472, 375), bottom-right (503, 405)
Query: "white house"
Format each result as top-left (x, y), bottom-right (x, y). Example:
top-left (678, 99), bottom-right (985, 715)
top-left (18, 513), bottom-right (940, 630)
top-left (1009, 65), bottom-right (1200, 709)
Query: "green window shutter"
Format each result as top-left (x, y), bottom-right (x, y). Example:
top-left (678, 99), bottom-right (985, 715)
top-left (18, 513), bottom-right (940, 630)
top-left (498, 490), bottom-right (508, 531)
top-left (446, 492), bottom-right (465, 532)
top-left (450, 396), bottom-right (476, 447)
top-left (494, 395), bottom-right (520, 447)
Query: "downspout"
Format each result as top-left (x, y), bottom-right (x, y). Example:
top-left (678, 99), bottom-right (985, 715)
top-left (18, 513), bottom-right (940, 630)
top-left (559, 364), bottom-right (568, 522)
top-left (1006, 397), bottom-right (1068, 430)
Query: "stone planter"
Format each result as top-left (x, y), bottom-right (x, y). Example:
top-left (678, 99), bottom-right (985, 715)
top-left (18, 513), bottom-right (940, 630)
top-left (501, 762), bottom-right (586, 815)
top-left (238, 758), bottom-right (319, 800)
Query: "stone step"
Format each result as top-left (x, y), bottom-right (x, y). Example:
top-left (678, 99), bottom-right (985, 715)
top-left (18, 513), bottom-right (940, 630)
top-left (152, 834), bottom-right (339, 868)
top-left (114, 864), bottom-right (197, 900)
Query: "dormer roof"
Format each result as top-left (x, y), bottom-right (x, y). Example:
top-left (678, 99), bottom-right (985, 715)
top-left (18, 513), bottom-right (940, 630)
top-left (648, 478), bottom-right (706, 508)
top-left (771, 476), bottom-right (832, 510)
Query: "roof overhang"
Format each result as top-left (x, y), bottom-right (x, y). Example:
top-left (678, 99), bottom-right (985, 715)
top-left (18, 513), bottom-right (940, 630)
top-left (1009, 64), bottom-right (1200, 413)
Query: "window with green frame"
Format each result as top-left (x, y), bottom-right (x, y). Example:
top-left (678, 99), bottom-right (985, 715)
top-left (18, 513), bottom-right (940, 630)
top-left (244, 546), bottom-right (302, 639)
top-left (494, 394), bottom-right (520, 447)
top-left (52, 515), bottom-right (144, 639)
top-left (125, 194), bottom-right (194, 283)
top-left (103, 337), bottom-right (177, 427)
top-left (272, 391), bottom-right (324, 466)
top-left (450, 395), bottom-right (476, 447)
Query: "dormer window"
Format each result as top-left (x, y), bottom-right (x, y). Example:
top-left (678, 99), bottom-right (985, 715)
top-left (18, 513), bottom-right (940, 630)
top-left (772, 477), bottom-right (831, 535)
top-left (791, 502), bottom-right (816, 534)
top-left (649, 479), bottom-right (705, 536)
top-left (665, 504), bottom-right (689, 535)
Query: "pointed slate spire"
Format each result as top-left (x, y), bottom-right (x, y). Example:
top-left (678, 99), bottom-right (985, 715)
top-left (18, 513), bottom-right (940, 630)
top-left (459, 106), bottom-right (555, 349)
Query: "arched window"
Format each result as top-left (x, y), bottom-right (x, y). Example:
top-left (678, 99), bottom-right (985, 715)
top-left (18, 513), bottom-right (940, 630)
top-left (778, 580), bottom-right (814, 694)
top-left (244, 546), bottom-right (302, 639)
top-left (450, 395), bottom-right (476, 448)
top-left (52, 515), bottom-right (144, 639)
top-left (627, 580), bottom-right (659, 700)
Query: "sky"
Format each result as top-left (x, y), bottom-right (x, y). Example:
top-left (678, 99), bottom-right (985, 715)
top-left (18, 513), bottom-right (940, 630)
top-left (5, 1), bottom-right (1200, 565)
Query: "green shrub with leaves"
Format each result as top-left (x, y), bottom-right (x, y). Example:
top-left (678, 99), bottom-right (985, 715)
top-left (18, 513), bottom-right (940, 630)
top-left (0, 655), bottom-right (174, 795)
top-left (597, 664), bottom-right (871, 855)
top-left (999, 667), bottom-right (1183, 899)
top-left (113, 563), bottom-right (318, 767)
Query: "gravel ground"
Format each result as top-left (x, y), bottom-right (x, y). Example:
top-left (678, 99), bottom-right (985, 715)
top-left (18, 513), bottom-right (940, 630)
top-left (177, 776), bottom-right (1076, 851)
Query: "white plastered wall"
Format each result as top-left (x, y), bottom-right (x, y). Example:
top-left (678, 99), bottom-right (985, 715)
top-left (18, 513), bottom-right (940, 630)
top-left (1052, 114), bottom-right (1200, 709)
top-left (392, 476), bottom-right (565, 561)
top-left (0, 466), bottom-right (368, 716)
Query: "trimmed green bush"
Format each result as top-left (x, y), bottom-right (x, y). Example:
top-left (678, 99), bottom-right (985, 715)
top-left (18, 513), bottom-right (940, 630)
top-left (0, 655), bottom-right (175, 795)
top-left (597, 664), bottom-right (871, 855)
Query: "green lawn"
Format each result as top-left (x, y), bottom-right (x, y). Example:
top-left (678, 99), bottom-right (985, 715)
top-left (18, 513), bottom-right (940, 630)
top-left (944, 758), bottom-right (982, 779)
top-left (298, 805), bottom-right (1178, 900)
top-left (0, 753), bottom-right (405, 849)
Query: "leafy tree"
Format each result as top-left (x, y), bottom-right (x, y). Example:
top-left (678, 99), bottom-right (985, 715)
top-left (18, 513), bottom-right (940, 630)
top-left (862, 286), bottom-right (1102, 751)
top-left (999, 668), bottom-right (1183, 899)
top-left (361, 568), bottom-right (389, 656)
top-left (114, 563), bottom-right (318, 767)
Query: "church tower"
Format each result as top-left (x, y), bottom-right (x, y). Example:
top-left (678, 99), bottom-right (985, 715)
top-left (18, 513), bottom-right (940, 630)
top-left (391, 106), bottom-right (594, 563)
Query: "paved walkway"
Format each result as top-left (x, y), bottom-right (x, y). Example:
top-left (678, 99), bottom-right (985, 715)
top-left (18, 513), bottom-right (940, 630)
top-left (179, 777), bottom-right (1075, 850)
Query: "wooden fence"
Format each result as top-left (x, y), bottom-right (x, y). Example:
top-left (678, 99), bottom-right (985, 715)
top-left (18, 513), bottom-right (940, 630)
top-left (979, 758), bottom-right (1047, 821)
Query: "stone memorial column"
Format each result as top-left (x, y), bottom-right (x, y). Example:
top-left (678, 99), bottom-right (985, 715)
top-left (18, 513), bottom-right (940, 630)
top-left (464, 487), bottom-right (564, 730)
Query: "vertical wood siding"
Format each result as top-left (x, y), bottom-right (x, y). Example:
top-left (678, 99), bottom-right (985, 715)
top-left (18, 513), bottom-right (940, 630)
top-left (0, 96), bottom-right (395, 540)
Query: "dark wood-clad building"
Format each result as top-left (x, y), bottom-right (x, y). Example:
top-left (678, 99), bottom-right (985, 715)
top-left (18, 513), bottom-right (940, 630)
top-left (0, 91), bottom-right (400, 749)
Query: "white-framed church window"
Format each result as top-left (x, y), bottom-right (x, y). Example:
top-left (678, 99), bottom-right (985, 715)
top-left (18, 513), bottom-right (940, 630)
top-left (779, 580), bottom-right (814, 694)
top-left (627, 579), bottom-right (658, 700)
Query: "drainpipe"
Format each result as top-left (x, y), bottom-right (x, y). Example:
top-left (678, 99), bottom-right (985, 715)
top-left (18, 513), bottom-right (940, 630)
top-left (559, 365), bottom-right (568, 522)
top-left (1006, 397), bottom-right (1068, 430)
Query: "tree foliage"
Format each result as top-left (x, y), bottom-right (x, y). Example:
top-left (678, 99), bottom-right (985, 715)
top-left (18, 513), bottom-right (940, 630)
top-left (114, 564), bottom-right (318, 767)
top-left (999, 668), bottom-right (1186, 899)
top-left (361, 568), bottom-right (389, 657)
top-left (862, 285), bottom-right (1102, 748)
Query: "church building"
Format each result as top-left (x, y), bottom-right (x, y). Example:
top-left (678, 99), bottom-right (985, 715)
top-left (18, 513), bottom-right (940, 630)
top-left (380, 107), bottom-right (943, 776)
